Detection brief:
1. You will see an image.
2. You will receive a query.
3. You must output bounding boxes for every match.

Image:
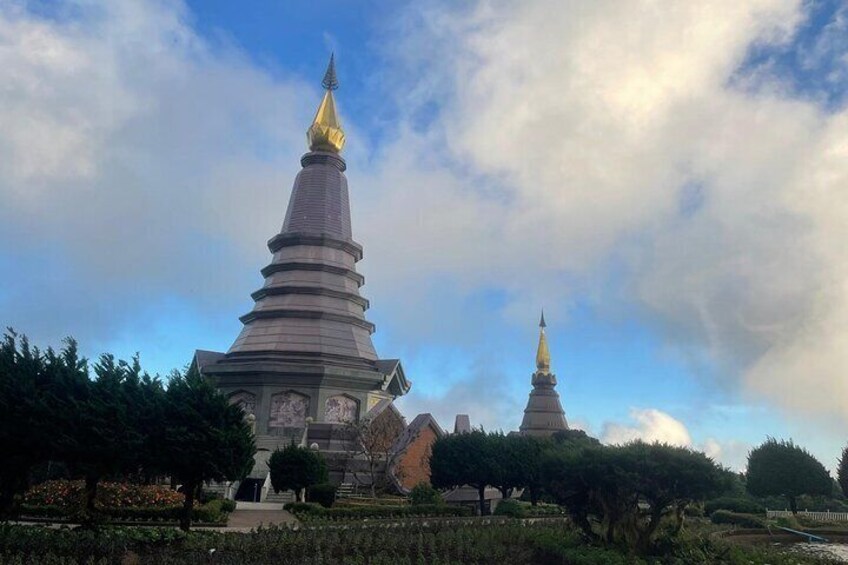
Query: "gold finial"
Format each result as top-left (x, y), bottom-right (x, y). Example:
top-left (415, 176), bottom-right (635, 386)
top-left (535, 310), bottom-right (551, 373)
top-left (307, 54), bottom-right (345, 153)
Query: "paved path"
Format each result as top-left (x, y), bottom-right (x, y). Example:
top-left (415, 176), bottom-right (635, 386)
top-left (219, 509), bottom-right (299, 532)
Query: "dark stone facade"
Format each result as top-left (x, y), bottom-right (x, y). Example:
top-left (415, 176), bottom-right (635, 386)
top-left (195, 149), bottom-right (409, 478)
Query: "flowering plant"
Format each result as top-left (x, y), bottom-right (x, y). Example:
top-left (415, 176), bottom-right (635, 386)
top-left (24, 480), bottom-right (183, 509)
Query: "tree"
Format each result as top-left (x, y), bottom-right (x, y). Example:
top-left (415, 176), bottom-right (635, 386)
top-left (513, 435), bottom-right (549, 506)
top-left (340, 405), bottom-right (406, 497)
top-left (430, 430), bottom-right (494, 515)
top-left (550, 429), bottom-right (602, 448)
top-left (121, 361), bottom-right (167, 482)
top-left (838, 445), bottom-right (848, 499)
top-left (268, 443), bottom-right (328, 502)
top-left (543, 441), bottom-right (726, 553)
top-left (746, 438), bottom-right (832, 514)
top-left (162, 368), bottom-right (255, 530)
top-left (542, 443), bottom-right (614, 541)
top-left (620, 442), bottom-right (726, 544)
top-left (55, 354), bottom-right (147, 522)
top-left (488, 433), bottom-right (525, 500)
top-left (0, 331), bottom-right (53, 518)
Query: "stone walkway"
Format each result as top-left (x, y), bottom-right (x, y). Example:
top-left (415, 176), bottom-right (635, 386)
top-left (218, 509), bottom-right (298, 532)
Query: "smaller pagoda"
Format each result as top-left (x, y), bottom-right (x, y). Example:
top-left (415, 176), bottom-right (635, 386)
top-left (519, 312), bottom-right (569, 436)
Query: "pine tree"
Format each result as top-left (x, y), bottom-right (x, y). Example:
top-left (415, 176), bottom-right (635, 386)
top-left (162, 367), bottom-right (255, 530)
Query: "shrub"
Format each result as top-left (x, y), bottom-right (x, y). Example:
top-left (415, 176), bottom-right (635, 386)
top-left (193, 499), bottom-right (225, 523)
top-left (197, 489), bottom-right (222, 504)
top-left (306, 484), bottom-right (336, 508)
top-left (523, 504), bottom-right (565, 517)
top-left (19, 497), bottom-right (234, 524)
top-left (283, 502), bottom-right (321, 514)
top-left (24, 480), bottom-right (182, 509)
top-left (704, 497), bottom-right (764, 516)
top-left (268, 444), bottom-right (327, 502)
top-left (710, 510), bottom-right (765, 528)
top-left (408, 482), bottom-right (442, 506)
top-left (684, 504), bottom-right (705, 517)
top-left (493, 499), bottom-right (526, 518)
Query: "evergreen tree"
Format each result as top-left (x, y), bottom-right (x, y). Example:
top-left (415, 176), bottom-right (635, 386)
top-left (839, 445), bottom-right (848, 499)
top-left (75, 354), bottom-right (146, 520)
top-left (268, 443), bottom-right (328, 502)
top-left (746, 438), bottom-right (832, 514)
top-left (162, 368), bottom-right (255, 530)
top-left (488, 433), bottom-right (524, 500)
top-left (122, 357), bottom-right (167, 482)
top-left (543, 441), bottom-right (725, 552)
top-left (0, 331), bottom-right (52, 517)
top-left (430, 430), bottom-right (494, 515)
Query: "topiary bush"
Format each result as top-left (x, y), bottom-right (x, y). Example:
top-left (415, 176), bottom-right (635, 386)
top-left (493, 499), bottom-right (526, 519)
top-left (704, 497), bottom-right (764, 516)
top-left (306, 483), bottom-right (336, 508)
top-left (709, 510), bottom-right (765, 528)
top-left (408, 482), bottom-right (442, 506)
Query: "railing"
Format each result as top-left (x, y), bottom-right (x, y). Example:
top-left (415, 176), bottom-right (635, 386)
top-left (767, 509), bottom-right (848, 521)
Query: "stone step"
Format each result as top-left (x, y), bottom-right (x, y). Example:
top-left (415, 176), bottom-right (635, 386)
top-left (264, 490), bottom-right (295, 504)
top-left (235, 501), bottom-right (284, 511)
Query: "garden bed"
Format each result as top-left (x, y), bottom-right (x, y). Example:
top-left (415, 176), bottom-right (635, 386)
top-left (19, 480), bottom-right (235, 525)
top-left (0, 520), bottom-right (835, 564)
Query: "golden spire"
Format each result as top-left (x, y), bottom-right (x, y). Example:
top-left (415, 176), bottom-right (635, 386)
top-left (535, 310), bottom-right (551, 374)
top-left (307, 54), bottom-right (346, 153)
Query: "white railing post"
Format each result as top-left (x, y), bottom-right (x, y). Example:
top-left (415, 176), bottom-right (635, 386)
top-left (261, 473), bottom-right (272, 502)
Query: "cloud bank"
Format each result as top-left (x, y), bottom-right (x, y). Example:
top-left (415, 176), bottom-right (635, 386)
top-left (1, 0), bottom-right (847, 444)
top-left (356, 0), bottom-right (848, 429)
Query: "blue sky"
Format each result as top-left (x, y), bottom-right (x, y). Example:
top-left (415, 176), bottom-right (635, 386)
top-left (1, 0), bottom-right (847, 471)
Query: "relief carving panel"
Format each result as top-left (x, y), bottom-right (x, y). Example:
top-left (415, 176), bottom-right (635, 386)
top-left (325, 395), bottom-right (358, 424)
top-left (269, 391), bottom-right (309, 428)
top-left (228, 391), bottom-right (256, 417)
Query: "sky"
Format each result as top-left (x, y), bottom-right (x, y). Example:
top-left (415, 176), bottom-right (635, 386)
top-left (1, 0), bottom-right (847, 472)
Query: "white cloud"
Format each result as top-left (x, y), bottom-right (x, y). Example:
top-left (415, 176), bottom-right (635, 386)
top-left (702, 438), bottom-right (752, 472)
top-left (395, 365), bottom-right (524, 433)
top-left (357, 0), bottom-right (848, 431)
top-left (601, 408), bottom-right (750, 470)
top-left (601, 408), bottom-right (692, 447)
top-left (2, 0), bottom-right (848, 445)
top-left (0, 0), bottom-right (311, 346)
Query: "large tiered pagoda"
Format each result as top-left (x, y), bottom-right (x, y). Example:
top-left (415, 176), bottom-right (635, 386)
top-left (194, 56), bottom-right (410, 486)
top-left (518, 313), bottom-right (568, 436)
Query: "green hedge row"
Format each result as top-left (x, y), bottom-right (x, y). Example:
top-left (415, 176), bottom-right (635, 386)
top-left (284, 502), bottom-right (472, 521)
top-left (20, 498), bottom-right (235, 524)
top-left (710, 510), bottom-right (765, 528)
top-left (0, 520), bottom-right (811, 564)
top-left (703, 497), bottom-right (765, 516)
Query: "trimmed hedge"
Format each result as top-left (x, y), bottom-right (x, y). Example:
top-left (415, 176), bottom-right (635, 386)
top-left (704, 497), bottom-right (764, 516)
top-left (710, 510), bottom-right (765, 528)
top-left (20, 499), bottom-right (232, 524)
top-left (306, 484), bottom-right (336, 508)
top-left (493, 500), bottom-right (525, 518)
top-left (283, 502), bottom-right (472, 521)
top-left (408, 482), bottom-right (442, 506)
